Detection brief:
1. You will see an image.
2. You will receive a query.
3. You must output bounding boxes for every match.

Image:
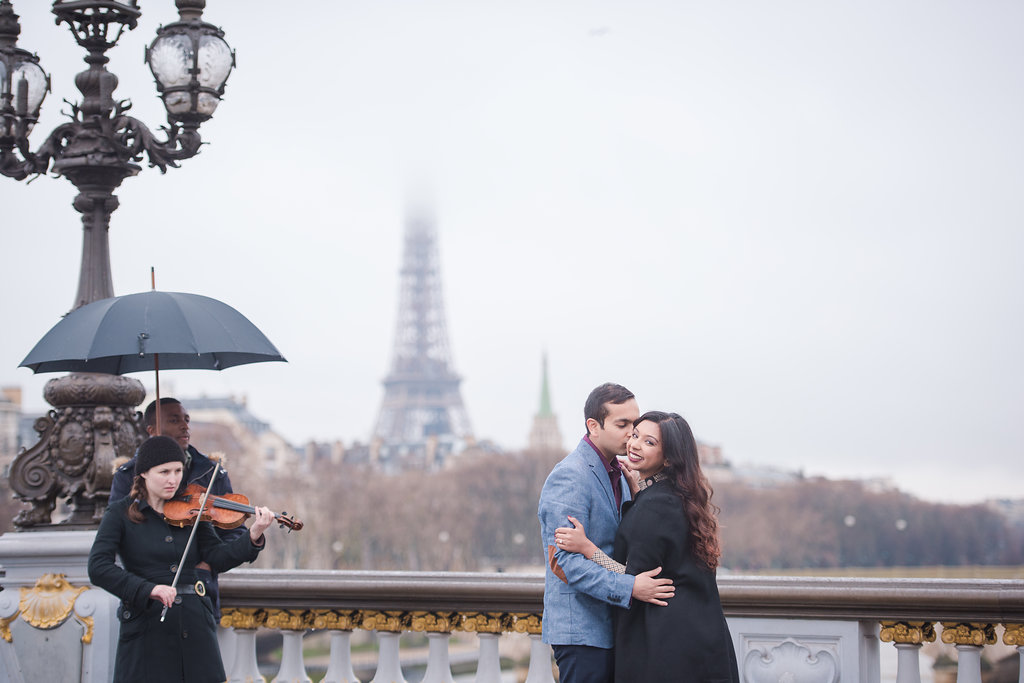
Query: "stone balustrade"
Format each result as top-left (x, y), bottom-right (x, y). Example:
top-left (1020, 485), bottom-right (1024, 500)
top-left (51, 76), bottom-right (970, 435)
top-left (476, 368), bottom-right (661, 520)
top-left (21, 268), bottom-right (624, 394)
top-left (0, 532), bottom-right (1021, 682)
top-left (216, 570), bottom-right (1024, 683)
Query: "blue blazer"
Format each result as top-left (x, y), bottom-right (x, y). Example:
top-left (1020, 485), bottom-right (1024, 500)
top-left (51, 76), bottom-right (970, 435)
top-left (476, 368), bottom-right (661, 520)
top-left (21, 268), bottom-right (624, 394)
top-left (538, 438), bottom-right (635, 648)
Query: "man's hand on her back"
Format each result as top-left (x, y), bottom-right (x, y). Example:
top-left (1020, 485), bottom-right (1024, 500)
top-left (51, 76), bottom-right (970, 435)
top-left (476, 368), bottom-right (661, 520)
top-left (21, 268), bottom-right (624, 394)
top-left (631, 566), bottom-right (674, 606)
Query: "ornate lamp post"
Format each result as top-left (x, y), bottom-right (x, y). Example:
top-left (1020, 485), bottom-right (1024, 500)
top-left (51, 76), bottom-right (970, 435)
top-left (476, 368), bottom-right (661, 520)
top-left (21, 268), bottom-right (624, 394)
top-left (2, 0), bottom-right (235, 529)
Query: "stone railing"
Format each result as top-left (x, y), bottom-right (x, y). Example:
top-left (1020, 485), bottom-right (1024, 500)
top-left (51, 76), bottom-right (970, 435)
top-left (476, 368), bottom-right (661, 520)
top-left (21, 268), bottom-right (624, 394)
top-left (218, 570), bottom-right (1024, 683)
top-left (0, 530), bottom-right (1020, 683)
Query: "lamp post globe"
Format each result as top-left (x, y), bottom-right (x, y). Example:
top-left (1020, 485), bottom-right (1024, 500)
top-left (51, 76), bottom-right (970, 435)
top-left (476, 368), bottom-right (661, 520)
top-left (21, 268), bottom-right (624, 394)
top-left (147, 7), bottom-right (235, 126)
top-left (0, 1), bottom-right (48, 153)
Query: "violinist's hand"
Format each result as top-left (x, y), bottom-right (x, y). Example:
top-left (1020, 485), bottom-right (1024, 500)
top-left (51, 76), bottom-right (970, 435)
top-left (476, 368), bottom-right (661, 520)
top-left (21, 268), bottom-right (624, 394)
top-left (150, 584), bottom-right (176, 608)
top-left (249, 505), bottom-right (274, 544)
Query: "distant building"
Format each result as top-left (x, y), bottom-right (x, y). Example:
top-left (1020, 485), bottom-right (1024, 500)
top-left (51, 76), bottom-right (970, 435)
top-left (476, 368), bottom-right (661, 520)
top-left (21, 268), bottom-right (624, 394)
top-left (697, 441), bottom-right (724, 467)
top-left (302, 440), bottom-right (353, 468)
top-left (987, 498), bottom-right (1024, 527)
top-left (527, 354), bottom-right (563, 453)
top-left (694, 439), bottom-right (798, 489)
top-left (0, 387), bottom-right (21, 472)
top-left (185, 395), bottom-right (298, 478)
top-left (707, 461), bottom-right (799, 489)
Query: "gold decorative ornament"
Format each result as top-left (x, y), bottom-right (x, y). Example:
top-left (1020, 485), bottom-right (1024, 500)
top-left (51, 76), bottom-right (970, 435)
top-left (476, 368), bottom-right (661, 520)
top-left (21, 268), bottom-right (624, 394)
top-left (0, 614), bottom-right (17, 643)
top-left (460, 612), bottom-right (515, 634)
top-left (220, 608), bottom-right (268, 630)
top-left (0, 574), bottom-right (93, 644)
top-left (879, 621), bottom-right (936, 644)
top-left (409, 611), bottom-right (461, 633)
top-left (217, 607), bottom-right (540, 637)
top-left (1003, 624), bottom-right (1024, 647)
top-left (940, 622), bottom-right (997, 646)
top-left (510, 613), bottom-right (543, 635)
top-left (360, 610), bottom-right (408, 633)
top-left (265, 609), bottom-right (314, 631)
top-left (312, 609), bottom-right (362, 631)
top-left (77, 615), bottom-right (95, 645)
top-left (19, 574), bottom-right (88, 630)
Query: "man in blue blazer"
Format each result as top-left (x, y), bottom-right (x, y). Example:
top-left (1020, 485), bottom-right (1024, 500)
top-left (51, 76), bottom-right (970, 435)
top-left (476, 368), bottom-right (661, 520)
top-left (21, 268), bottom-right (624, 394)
top-left (538, 383), bottom-right (675, 682)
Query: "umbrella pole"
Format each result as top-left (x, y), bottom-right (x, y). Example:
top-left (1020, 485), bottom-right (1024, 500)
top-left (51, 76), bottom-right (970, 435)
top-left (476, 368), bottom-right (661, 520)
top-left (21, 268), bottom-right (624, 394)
top-left (151, 269), bottom-right (160, 435)
top-left (150, 270), bottom-right (160, 436)
top-left (154, 353), bottom-right (161, 435)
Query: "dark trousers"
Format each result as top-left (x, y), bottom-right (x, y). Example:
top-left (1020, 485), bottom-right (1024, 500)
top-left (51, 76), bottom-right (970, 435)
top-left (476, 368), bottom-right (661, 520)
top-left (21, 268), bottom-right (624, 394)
top-left (552, 644), bottom-right (614, 683)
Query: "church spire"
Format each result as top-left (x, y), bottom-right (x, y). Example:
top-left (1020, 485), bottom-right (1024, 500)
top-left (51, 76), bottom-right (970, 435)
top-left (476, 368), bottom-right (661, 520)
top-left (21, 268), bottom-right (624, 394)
top-left (528, 353), bottom-right (562, 453)
top-left (538, 352), bottom-right (553, 417)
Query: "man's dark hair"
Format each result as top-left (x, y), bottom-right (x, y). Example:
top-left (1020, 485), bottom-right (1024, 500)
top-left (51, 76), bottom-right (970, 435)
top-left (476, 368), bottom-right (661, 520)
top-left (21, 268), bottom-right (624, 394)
top-left (143, 397), bottom-right (182, 428)
top-left (583, 383), bottom-right (634, 431)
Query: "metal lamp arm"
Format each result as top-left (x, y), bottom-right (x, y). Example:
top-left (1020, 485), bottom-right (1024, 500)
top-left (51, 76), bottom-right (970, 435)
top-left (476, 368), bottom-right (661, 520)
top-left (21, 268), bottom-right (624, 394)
top-left (113, 113), bottom-right (203, 173)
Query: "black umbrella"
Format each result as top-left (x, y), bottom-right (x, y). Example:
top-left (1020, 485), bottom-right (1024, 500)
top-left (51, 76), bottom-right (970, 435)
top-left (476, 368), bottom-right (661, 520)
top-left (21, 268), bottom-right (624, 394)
top-left (20, 290), bottom-right (286, 432)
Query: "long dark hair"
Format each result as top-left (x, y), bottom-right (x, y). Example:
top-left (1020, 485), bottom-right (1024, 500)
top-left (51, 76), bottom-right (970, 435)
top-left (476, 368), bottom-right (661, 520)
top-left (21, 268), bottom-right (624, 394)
top-left (126, 475), bottom-right (148, 524)
top-left (638, 411), bottom-right (722, 570)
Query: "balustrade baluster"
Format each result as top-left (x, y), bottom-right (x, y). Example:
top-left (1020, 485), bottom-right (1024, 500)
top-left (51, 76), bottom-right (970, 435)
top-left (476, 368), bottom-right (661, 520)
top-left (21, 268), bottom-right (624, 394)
top-left (894, 643), bottom-right (923, 683)
top-left (1002, 624), bottom-right (1024, 683)
top-left (219, 626), bottom-right (237, 675)
top-left (475, 632), bottom-right (502, 683)
top-left (953, 645), bottom-right (983, 683)
top-left (523, 634), bottom-right (556, 683)
top-left (370, 631), bottom-right (407, 683)
top-left (421, 632), bottom-right (455, 683)
top-left (227, 628), bottom-right (265, 683)
top-left (322, 630), bottom-right (360, 683)
top-left (880, 620), bottom-right (935, 683)
top-left (273, 629), bottom-right (312, 683)
top-left (940, 622), bottom-right (995, 683)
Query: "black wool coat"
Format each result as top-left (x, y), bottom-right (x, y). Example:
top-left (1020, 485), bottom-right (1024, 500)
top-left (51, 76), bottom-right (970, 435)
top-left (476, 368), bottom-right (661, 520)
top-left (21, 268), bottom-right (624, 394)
top-left (110, 446), bottom-right (247, 618)
top-left (612, 480), bottom-right (739, 683)
top-left (88, 497), bottom-right (263, 683)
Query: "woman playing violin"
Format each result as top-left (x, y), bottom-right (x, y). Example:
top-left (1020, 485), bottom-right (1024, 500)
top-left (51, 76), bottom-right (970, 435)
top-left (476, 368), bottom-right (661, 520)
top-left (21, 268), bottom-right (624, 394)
top-left (88, 436), bottom-right (275, 683)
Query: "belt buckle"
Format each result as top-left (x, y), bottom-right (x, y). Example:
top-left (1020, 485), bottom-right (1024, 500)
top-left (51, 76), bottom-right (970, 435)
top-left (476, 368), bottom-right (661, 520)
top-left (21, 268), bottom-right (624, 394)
top-left (195, 580), bottom-right (206, 597)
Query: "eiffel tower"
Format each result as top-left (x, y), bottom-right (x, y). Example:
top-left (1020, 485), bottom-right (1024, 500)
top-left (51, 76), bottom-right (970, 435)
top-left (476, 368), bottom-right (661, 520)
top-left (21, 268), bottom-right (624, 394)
top-left (371, 212), bottom-right (473, 470)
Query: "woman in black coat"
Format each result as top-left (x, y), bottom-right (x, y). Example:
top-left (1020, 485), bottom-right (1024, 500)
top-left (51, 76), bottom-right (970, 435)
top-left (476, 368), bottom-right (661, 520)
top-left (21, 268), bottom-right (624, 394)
top-left (89, 436), bottom-right (275, 683)
top-left (555, 411), bottom-right (739, 683)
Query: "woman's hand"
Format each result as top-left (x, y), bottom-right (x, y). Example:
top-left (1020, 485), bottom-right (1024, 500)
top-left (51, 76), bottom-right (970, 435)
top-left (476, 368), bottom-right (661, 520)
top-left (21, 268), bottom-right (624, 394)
top-left (617, 456), bottom-right (641, 496)
top-left (249, 506), bottom-right (274, 544)
top-left (554, 516), bottom-right (598, 559)
top-left (150, 584), bottom-right (176, 608)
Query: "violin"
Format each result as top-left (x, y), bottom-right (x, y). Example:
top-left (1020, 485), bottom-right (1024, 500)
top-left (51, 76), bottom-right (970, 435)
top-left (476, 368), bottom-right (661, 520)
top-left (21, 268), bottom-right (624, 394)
top-left (163, 483), bottom-right (303, 532)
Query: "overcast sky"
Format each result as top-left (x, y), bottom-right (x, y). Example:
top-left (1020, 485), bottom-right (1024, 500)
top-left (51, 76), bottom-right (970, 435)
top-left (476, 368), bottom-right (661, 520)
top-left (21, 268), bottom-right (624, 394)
top-left (3, 1), bottom-right (1022, 505)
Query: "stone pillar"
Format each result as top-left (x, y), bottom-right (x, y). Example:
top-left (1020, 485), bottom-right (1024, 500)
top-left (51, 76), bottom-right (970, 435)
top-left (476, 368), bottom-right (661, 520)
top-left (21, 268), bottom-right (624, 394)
top-left (0, 530), bottom-right (118, 682)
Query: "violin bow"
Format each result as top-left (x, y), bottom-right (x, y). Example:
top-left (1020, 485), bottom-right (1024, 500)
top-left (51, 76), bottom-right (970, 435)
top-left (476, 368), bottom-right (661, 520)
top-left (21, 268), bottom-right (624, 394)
top-left (160, 461), bottom-right (220, 623)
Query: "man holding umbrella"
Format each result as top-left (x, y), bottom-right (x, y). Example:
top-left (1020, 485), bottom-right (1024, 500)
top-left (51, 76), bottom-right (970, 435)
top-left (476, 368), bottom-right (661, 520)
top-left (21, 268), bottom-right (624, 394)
top-left (111, 397), bottom-right (244, 617)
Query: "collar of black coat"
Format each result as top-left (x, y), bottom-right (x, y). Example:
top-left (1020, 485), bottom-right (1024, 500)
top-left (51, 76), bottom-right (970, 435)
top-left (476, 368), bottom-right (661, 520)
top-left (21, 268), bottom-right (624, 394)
top-left (637, 471), bottom-right (669, 491)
